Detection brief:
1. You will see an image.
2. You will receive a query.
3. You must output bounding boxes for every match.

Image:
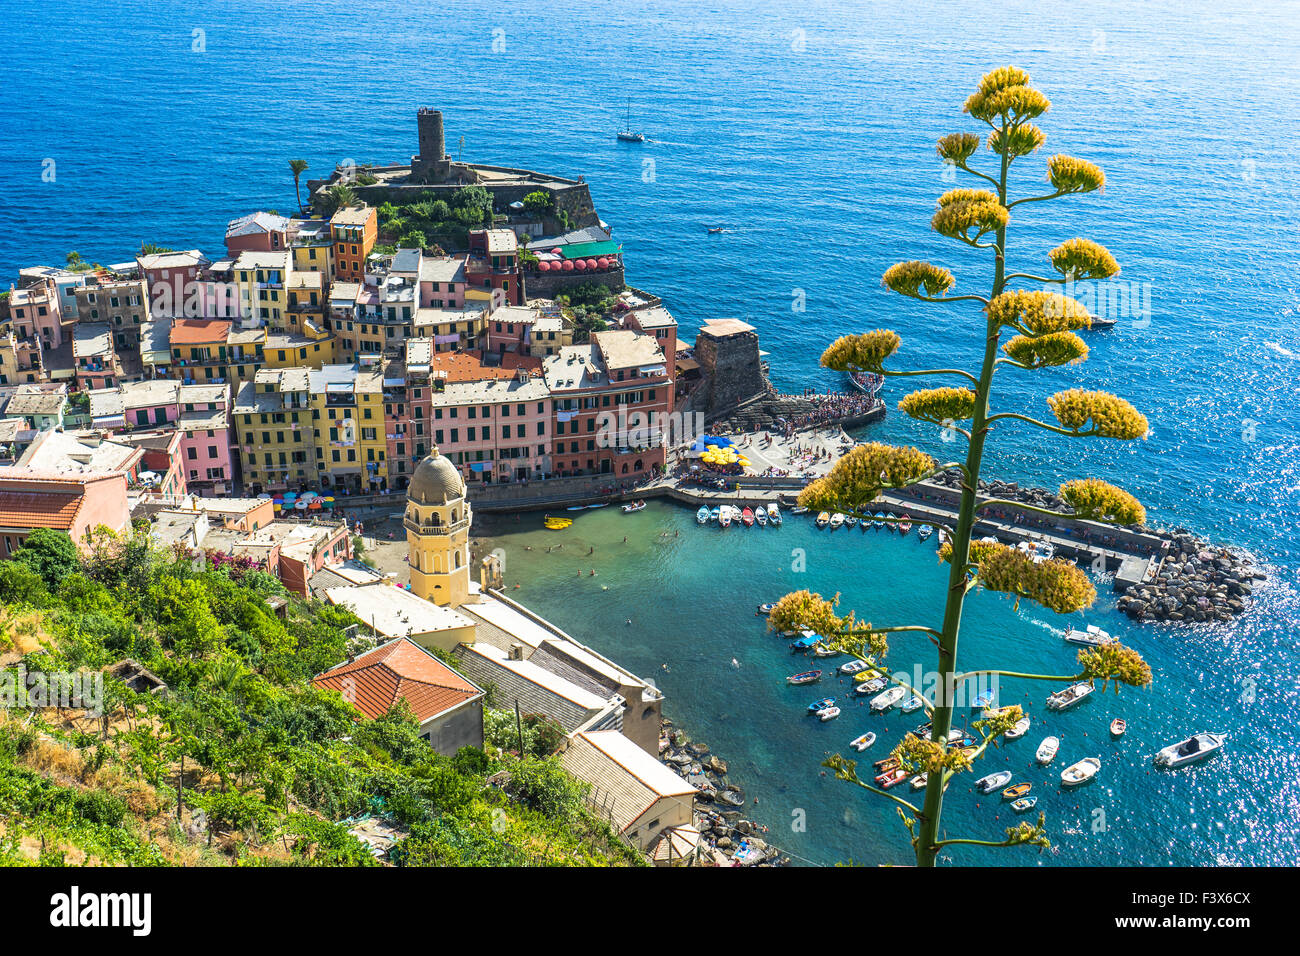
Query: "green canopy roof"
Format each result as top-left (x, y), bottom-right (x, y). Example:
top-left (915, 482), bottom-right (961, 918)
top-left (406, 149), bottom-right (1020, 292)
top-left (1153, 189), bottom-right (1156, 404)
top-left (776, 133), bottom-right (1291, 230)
top-left (558, 240), bottom-right (621, 259)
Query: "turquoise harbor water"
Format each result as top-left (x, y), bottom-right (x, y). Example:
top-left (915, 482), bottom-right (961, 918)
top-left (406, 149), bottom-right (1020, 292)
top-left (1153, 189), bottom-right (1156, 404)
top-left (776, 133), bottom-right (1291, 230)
top-left (2, 0), bottom-right (1299, 865)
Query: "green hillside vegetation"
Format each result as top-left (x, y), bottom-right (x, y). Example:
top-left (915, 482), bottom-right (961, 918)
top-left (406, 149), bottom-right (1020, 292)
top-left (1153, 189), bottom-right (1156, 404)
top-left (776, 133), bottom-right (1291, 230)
top-left (376, 185), bottom-right (495, 253)
top-left (0, 527), bottom-right (644, 867)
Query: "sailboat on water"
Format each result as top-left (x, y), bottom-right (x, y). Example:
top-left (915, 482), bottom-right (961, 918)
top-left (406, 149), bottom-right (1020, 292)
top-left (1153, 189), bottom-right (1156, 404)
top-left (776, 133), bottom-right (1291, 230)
top-left (616, 100), bottom-right (645, 142)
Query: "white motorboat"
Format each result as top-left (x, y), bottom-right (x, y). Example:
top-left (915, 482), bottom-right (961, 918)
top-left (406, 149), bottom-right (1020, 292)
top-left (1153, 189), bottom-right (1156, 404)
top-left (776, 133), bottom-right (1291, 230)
top-left (1016, 539), bottom-right (1056, 563)
top-left (1005, 716), bottom-right (1031, 740)
top-left (812, 643), bottom-right (840, 658)
top-left (1063, 624), bottom-right (1117, 648)
top-left (850, 732), bottom-right (876, 752)
top-left (1153, 732), bottom-right (1225, 769)
top-left (815, 511), bottom-right (830, 528)
top-left (909, 773), bottom-right (929, 791)
top-left (900, 694), bottom-right (925, 714)
top-left (756, 603), bottom-right (776, 616)
top-left (840, 659), bottom-right (871, 676)
top-left (975, 770), bottom-right (1013, 794)
top-left (719, 506), bottom-right (733, 528)
top-left (817, 706), bottom-right (841, 722)
top-left (855, 676), bottom-right (888, 695)
top-left (1061, 756), bottom-right (1101, 786)
top-left (1046, 681), bottom-right (1095, 711)
top-left (870, 686), bottom-right (907, 711)
top-left (829, 512), bottom-right (845, 529)
top-left (1036, 736), bottom-right (1060, 764)
top-left (767, 502), bottom-right (781, 525)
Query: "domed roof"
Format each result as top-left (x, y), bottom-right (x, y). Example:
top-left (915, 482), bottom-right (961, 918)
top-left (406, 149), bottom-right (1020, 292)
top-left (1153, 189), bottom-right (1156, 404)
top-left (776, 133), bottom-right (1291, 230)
top-left (408, 447), bottom-right (465, 504)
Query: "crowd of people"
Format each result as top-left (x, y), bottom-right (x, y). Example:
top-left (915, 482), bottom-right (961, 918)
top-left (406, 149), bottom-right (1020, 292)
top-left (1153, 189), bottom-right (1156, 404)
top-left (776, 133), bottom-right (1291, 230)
top-left (773, 391), bottom-right (883, 435)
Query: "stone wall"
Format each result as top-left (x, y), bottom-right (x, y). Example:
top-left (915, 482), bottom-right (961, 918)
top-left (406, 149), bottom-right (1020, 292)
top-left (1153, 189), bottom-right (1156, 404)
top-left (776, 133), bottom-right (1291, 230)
top-left (524, 266), bottom-right (625, 301)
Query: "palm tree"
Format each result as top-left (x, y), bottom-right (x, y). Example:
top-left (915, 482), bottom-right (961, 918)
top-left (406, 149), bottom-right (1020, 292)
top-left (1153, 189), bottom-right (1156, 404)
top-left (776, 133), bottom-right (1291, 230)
top-left (321, 183), bottom-right (358, 216)
top-left (771, 66), bottom-right (1153, 867)
top-left (289, 159), bottom-right (309, 215)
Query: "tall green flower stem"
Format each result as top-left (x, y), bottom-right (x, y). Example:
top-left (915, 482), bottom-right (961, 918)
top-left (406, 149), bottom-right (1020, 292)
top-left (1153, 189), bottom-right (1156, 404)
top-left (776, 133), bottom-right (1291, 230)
top-left (770, 67), bottom-right (1154, 866)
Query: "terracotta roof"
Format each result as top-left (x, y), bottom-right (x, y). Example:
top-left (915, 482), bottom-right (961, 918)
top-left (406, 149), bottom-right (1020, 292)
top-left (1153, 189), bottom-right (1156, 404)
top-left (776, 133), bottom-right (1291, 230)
top-left (171, 318), bottom-right (232, 345)
top-left (312, 637), bottom-right (481, 723)
top-left (428, 350), bottom-right (541, 384)
top-left (0, 485), bottom-right (84, 530)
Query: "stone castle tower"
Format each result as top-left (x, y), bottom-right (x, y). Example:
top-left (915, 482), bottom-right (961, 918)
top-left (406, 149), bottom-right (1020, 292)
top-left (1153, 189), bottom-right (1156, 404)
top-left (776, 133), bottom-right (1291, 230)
top-left (404, 446), bottom-right (472, 607)
top-left (411, 108), bottom-right (478, 185)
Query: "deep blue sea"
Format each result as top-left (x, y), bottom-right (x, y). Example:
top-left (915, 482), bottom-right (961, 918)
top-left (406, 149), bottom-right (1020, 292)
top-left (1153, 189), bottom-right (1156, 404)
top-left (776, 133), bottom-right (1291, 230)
top-left (2, 0), bottom-right (1298, 865)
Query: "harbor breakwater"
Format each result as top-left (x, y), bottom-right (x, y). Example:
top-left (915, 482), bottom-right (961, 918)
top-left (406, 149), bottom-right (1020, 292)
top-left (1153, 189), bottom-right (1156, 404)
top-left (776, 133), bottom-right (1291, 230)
top-left (915, 471), bottom-right (1265, 625)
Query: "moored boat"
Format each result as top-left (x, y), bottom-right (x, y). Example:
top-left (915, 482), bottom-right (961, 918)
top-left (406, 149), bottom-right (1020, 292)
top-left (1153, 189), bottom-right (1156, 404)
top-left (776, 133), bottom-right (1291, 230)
top-left (870, 686), bottom-right (907, 712)
top-left (898, 515), bottom-right (913, 536)
top-left (787, 670), bottom-right (823, 685)
top-left (1035, 736), bottom-right (1060, 765)
top-left (806, 697), bottom-right (836, 713)
top-left (876, 768), bottom-right (909, 789)
top-left (910, 773), bottom-right (929, 790)
top-left (817, 706), bottom-right (841, 722)
top-left (850, 732), bottom-right (876, 751)
top-left (901, 694), bottom-right (925, 714)
top-left (790, 630), bottom-right (821, 651)
top-left (543, 515), bottom-right (573, 530)
top-left (621, 500), bottom-right (647, 513)
top-left (1005, 716), bottom-right (1031, 740)
top-left (709, 506), bottom-right (720, 522)
top-left (755, 507), bottom-right (767, 527)
top-left (917, 524), bottom-right (933, 541)
top-left (741, 507), bottom-right (755, 527)
top-left (696, 506), bottom-right (710, 524)
top-left (756, 602), bottom-right (775, 616)
top-left (719, 507), bottom-right (733, 528)
top-left (971, 689), bottom-right (996, 710)
top-left (812, 643), bottom-right (840, 658)
top-left (855, 676), bottom-right (888, 695)
top-left (1046, 681), bottom-right (1095, 711)
top-left (872, 512), bottom-right (884, 529)
top-left (767, 502), bottom-right (782, 525)
top-left (815, 511), bottom-right (830, 529)
top-left (845, 514), bottom-right (858, 528)
top-left (1002, 782), bottom-right (1031, 800)
top-left (1061, 756), bottom-right (1101, 787)
top-left (1011, 796), bottom-right (1038, 814)
top-left (1153, 732), bottom-right (1225, 768)
top-left (975, 770), bottom-right (1013, 793)
top-left (840, 659), bottom-right (871, 676)
top-left (829, 512), bottom-right (845, 529)
top-left (1110, 718), bottom-right (1127, 737)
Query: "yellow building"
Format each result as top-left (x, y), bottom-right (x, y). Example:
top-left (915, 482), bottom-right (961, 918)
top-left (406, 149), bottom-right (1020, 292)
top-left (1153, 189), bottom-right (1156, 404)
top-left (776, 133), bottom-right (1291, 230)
top-left (232, 250), bottom-right (292, 331)
top-left (404, 447), bottom-right (471, 607)
top-left (289, 218), bottom-right (335, 278)
top-left (309, 363), bottom-right (389, 494)
top-left (232, 368), bottom-right (314, 493)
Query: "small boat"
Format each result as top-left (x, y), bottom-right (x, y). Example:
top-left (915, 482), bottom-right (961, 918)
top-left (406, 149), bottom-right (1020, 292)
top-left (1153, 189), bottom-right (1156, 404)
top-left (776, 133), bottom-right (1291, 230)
top-left (1153, 732), bottom-right (1225, 769)
top-left (870, 686), bottom-right (907, 712)
top-left (696, 506), bottom-right (710, 524)
top-left (1011, 796), bottom-right (1038, 814)
top-left (975, 770), bottom-right (1014, 794)
top-left (876, 768), bottom-right (909, 789)
top-left (917, 524), bottom-right (933, 541)
top-left (840, 659), bottom-right (871, 676)
top-left (1002, 782), bottom-right (1032, 800)
top-left (709, 506), bottom-right (720, 522)
top-left (850, 732), bottom-right (876, 751)
top-left (909, 773), bottom-right (929, 791)
top-left (812, 643), bottom-right (840, 658)
top-left (621, 500), bottom-right (647, 513)
top-left (872, 513), bottom-right (884, 529)
top-left (1016, 539), bottom-right (1056, 563)
top-left (1046, 681), bottom-right (1095, 711)
top-left (807, 697), bottom-right (837, 713)
top-left (616, 100), bottom-right (645, 142)
top-left (855, 677), bottom-right (888, 695)
top-left (756, 602), bottom-right (776, 616)
top-left (719, 507), bottom-right (733, 528)
top-left (1061, 756), bottom-right (1101, 787)
top-left (829, 512), bottom-right (845, 529)
top-left (873, 756), bottom-right (900, 771)
top-left (972, 689), bottom-right (996, 710)
top-left (911, 722), bottom-right (933, 739)
top-left (792, 505), bottom-right (809, 514)
top-left (755, 508), bottom-right (767, 527)
top-left (767, 503), bottom-right (781, 525)
top-left (741, 507), bottom-right (755, 527)
top-left (898, 515), bottom-right (913, 536)
top-left (543, 515), bottom-right (572, 530)
top-left (790, 631), bottom-right (822, 651)
top-left (817, 706), bottom-right (841, 722)
top-left (845, 514), bottom-right (859, 528)
top-left (787, 670), bottom-right (823, 685)
top-left (815, 511), bottom-right (830, 529)
top-left (1110, 718), bottom-right (1127, 737)
top-left (1035, 736), bottom-right (1060, 765)
top-left (901, 695), bottom-right (925, 714)
top-left (1005, 716), bottom-right (1031, 740)
top-left (1063, 624), bottom-right (1116, 648)
top-left (884, 514), bottom-right (897, 533)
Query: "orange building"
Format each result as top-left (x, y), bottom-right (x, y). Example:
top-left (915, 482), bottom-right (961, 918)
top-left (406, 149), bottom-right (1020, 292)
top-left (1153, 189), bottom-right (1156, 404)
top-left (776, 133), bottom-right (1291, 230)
top-left (330, 206), bottom-right (378, 283)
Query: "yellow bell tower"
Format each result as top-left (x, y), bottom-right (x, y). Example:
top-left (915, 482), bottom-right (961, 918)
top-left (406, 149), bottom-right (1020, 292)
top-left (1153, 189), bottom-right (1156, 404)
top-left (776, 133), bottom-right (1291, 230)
top-left (404, 446), bottom-right (472, 607)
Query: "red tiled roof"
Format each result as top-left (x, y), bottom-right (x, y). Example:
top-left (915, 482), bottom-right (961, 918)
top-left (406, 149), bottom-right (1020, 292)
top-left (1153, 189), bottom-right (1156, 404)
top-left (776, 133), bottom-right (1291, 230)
top-left (312, 638), bottom-right (480, 723)
top-left (429, 350), bottom-right (542, 384)
top-left (171, 319), bottom-right (232, 345)
top-left (0, 488), bottom-right (83, 531)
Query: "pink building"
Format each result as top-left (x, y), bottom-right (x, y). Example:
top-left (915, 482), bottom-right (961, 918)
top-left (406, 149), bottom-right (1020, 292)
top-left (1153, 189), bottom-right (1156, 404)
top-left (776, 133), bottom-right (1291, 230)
top-left (177, 382), bottom-right (234, 495)
top-left (0, 470), bottom-right (130, 555)
top-left (418, 256), bottom-right (467, 308)
top-left (225, 212), bottom-right (291, 257)
top-left (7, 278), bottom-right (65, 352)
top-left (137, 250), bottom-right (211, 319)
